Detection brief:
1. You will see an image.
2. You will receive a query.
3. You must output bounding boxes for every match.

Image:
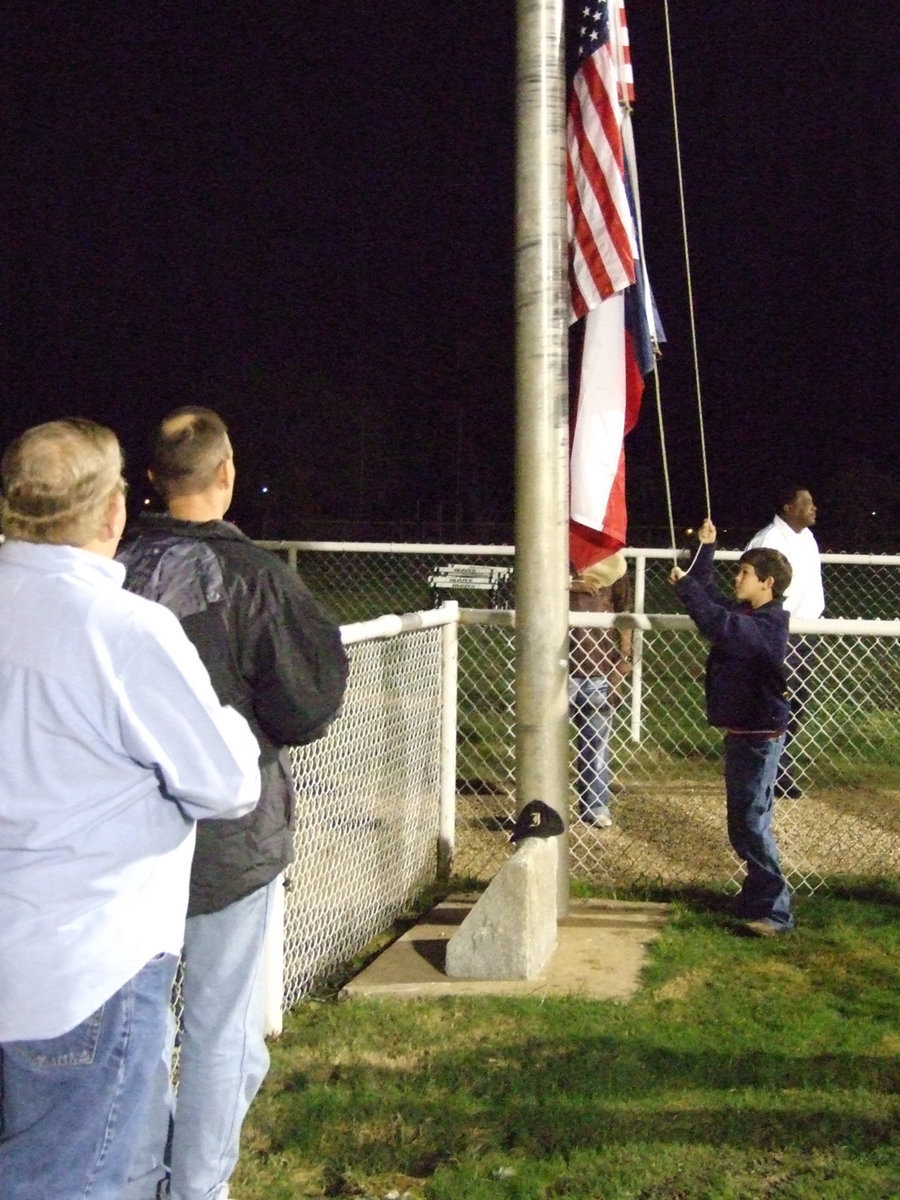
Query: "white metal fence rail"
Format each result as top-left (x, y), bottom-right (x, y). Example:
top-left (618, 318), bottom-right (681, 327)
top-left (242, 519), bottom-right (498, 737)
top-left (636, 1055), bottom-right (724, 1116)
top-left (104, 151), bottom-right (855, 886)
top-left (260, 593), bottom-right (899, 1021)
top-left (258, 541), bottom-right (900, 623)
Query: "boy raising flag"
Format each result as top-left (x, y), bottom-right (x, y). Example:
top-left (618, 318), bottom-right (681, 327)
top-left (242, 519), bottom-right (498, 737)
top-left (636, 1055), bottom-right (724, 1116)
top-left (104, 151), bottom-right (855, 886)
top-left (669, 519), bottom-right (795, 936)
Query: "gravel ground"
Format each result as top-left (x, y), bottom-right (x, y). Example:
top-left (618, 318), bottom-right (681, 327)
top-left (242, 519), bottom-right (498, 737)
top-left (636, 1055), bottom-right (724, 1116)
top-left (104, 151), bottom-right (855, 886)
top-left (453, 784), bottom-right (900, 893)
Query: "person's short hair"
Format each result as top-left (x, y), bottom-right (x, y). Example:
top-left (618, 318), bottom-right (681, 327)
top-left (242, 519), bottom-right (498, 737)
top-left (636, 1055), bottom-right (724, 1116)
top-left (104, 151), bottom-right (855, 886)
top-left (149, 407), bottom-right (231, 500)
top-left (1, 418), bottom-right (124, 546)
top-left (739, 547), bottom-right (792, 600)
top-left (774, 483), bottom-right (807, 512)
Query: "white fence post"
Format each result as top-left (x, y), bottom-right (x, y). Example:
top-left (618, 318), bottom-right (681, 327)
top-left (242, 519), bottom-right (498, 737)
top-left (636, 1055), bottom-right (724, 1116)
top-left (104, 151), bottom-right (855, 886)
top-left (630, 550), bottom-right (646, 743)
top-left (438, 600), bottom-right (459, 880)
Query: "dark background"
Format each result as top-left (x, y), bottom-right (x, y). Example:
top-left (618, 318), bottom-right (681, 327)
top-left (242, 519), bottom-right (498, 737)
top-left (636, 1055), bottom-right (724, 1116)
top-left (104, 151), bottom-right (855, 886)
top-left (4, 5), bottom-right (898, 549)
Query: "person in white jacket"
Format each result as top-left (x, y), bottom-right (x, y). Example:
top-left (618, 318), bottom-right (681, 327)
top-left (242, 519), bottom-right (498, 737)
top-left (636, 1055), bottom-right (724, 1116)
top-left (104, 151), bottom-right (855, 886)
top-left (0, 418), bottom-right (261, 1200)
top-left (745, 486), bottom-right (824, 796)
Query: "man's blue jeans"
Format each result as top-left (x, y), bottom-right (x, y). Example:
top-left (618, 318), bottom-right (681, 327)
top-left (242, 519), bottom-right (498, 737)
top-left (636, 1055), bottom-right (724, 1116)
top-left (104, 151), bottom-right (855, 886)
top-left (724, 732), bottom-right (794, 929)
top-left (569, 675), bottom-right (615, 819)
top-left (127, 879), bottom-right (277, 1200)
top-left (0, 952), bottom-right (178, 1200)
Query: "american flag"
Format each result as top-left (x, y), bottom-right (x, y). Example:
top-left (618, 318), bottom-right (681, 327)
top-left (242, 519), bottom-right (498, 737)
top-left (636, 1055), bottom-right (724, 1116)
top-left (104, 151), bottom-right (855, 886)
top-left (568, 0), bottom-right (658, 573)
top-left (568, 0), bottom-right (636, 318)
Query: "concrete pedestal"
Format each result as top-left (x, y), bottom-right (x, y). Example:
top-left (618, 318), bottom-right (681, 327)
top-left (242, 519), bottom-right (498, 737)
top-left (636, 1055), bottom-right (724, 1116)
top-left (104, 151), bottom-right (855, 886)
top-left (445, 838), bottom-right (558, 979)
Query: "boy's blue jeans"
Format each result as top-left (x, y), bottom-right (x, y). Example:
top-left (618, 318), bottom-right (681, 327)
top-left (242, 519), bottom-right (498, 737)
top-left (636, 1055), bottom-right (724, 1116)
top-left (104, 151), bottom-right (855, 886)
top-left (0, 952), bottom-right (178, 1200)
top-left (724, 732), bottom-right (794, 929)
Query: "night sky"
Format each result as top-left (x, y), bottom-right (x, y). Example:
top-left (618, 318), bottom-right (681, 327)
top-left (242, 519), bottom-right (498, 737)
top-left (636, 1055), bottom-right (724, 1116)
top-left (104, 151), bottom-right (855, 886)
top-left (5, 5), bottom-right (898, 547)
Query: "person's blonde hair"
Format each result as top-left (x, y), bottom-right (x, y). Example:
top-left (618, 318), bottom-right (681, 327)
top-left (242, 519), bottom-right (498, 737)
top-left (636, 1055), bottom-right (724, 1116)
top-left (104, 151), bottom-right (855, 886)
top-left (1, 418), bottom-right (124, 546)
top-left (573, 551), bottom-right (627, 593)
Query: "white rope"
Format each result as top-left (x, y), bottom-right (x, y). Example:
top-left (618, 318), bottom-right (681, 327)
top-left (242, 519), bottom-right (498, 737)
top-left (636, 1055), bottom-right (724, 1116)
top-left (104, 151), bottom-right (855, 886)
top-left (608, 2), bottom-right (710, 560)
top-left (618, 5), bottom-right (710, 560)
top-left (651, 362), bottom-right (678, 561)
top-left (661, 0), bottom-right (712, 522)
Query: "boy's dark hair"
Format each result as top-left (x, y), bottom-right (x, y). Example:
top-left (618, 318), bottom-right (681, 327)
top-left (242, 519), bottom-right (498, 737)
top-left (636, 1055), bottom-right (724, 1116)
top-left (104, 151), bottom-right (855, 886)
top-left (739, 548), bottom-right (792, 600)
top-left (149, 407), bottom-right (231, 500)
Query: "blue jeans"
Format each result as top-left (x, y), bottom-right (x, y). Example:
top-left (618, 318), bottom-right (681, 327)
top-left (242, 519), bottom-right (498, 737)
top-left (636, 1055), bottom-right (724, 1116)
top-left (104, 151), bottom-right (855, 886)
top-left (127, 880), bottom-right (276, 1200)
top-left (0, 952), bottom-right (178, 1200)
top-left (569, 675), bottom-right (615, 818)
top-left (724, 733), bottom-right (794, 929)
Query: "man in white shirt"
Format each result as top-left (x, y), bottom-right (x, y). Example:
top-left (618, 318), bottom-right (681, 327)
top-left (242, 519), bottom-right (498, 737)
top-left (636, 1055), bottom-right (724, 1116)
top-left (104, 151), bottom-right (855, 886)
top-left (0, 419), bottom-right (261, 1200)
top-left (746, 486), bottom-right (825, 797)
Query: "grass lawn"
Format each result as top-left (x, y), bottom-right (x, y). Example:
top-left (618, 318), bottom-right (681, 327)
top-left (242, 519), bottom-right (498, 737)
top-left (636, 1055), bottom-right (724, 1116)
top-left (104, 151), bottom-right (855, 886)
top-left (234, 879), bottom-right (900, 1200)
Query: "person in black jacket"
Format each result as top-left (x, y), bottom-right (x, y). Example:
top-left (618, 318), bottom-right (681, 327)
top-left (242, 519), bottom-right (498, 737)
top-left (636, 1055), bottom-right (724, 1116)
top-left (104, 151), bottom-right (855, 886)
top-left (119, 408), bottom-right (348, 1200)
top-left (670, 518), bottom-right (795, 937)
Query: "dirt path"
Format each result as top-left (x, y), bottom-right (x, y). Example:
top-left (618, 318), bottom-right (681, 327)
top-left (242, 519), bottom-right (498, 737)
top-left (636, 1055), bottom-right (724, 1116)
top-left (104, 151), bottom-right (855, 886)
top-left (453, 784), bottom-right (900, 892)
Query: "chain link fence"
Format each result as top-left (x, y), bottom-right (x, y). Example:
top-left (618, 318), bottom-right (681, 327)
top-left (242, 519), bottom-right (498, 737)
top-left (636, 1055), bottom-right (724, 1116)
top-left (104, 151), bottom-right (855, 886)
top-left (171, 615), bottom-right (448, 1049)
top-left (635, 549), bottom-right (900, 623)
top-left (247, 543), bottom-right (899, 1008)
top-left (282, 616), bottom-right (446, 1005)
top-left (259, 541), bottom-right (900, 623)
top-left (451, 612), bottom-right (900, 895)
top-left (258, 541), bottom-right (515, 624)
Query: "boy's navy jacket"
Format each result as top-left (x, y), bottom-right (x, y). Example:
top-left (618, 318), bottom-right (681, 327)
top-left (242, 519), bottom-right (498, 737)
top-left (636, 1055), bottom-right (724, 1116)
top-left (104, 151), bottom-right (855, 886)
top-left (673, 542), bottom-right (790, 731)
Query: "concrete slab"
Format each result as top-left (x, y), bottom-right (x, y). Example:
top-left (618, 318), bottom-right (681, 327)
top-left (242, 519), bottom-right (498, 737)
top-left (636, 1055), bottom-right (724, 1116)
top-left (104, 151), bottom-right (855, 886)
top-left (341, 895), bottom-right (671, 1003)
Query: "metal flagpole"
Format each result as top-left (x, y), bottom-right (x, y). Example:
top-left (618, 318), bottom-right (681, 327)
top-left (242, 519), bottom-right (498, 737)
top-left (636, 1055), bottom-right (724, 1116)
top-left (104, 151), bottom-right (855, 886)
top-left (514, 0), bottom-right (570, 914)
